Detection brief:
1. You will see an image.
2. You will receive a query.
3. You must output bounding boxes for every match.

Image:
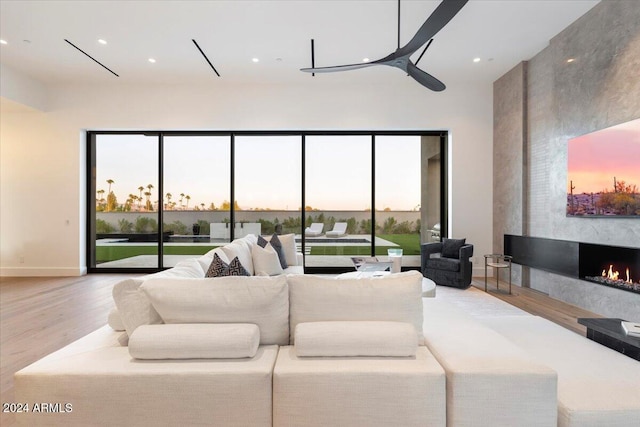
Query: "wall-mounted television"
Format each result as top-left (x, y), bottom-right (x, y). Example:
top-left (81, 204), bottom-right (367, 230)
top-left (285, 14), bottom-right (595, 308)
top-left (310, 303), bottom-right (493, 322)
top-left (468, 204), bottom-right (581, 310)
top-left (567, 118), bottom-right (640, 217)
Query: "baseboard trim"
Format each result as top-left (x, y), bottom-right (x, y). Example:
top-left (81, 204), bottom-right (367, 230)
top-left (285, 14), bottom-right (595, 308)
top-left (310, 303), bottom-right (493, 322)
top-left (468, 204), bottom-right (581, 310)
top-left (0, 267), bottom-right (87, 277)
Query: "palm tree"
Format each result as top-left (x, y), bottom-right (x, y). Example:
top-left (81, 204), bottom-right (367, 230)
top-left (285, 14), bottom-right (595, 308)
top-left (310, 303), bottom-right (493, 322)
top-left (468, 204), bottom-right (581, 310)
top-left (200, 203), bottom-right (205, 210)
top-left (166, 193), bottom-right (172, 210)
top-left (144, 191), bottom-right (152, 211)
top-left (138, 186), bottom-right (144, 201)
top-left (106, 179), bottom-right (114, 194)
top-left (185, 195), bottom-right (191, 209)
top-left (179, 193), bottom-right (185, 208)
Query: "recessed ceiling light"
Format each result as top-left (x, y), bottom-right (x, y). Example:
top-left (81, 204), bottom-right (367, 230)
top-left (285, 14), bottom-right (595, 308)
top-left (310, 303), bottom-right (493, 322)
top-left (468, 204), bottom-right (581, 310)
top-left (473, 57), bottom-right (481, 63)
top-left (252, 58), bottom-right (259, 63)
top-left (98, 39), bottom-right (107, 45)
top-left (363, 58), bottom-right (370, 63)
top-left (0, 39), bottom-right (7, 45)
top-left (567, 58), bottom-right (575, 63)
top-left (148, 58), bottom-right (156, 63)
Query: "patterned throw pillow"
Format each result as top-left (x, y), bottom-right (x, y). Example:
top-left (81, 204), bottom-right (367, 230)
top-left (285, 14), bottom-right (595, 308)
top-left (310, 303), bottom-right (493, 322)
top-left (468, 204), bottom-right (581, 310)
top-left (226, 257), bottom-right (250, 276)
top-left (205, 253), bottom-right (228, 277)
top-left (442, 238), bottom-right (466, 259)
top-left (269, 234), bottom-right (288, 269)
top-left (257, 235), bottom-right (269, 248)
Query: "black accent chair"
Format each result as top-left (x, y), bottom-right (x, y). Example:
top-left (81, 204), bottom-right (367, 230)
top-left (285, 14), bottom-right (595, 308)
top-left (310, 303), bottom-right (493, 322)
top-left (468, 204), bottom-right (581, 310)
top-left (421, 240), bottom-right (474, 289)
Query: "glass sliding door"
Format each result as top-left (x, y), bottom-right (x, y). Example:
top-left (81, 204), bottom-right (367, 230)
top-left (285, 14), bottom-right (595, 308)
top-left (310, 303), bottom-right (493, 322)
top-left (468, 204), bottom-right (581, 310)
top-left (375, 135), bottom-right (422, 267)
top-left (162, 135), bottom-right (231, 267)
top-left (305, 135), bottom-right (372, 268)
top-left (234, 135), bottom-right (302, 243)
top-left (92, 134), bottom-right (159, 269)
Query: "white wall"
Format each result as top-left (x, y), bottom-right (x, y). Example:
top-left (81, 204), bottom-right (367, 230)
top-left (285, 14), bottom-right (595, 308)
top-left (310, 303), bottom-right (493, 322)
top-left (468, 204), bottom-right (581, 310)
top-left (1, 74), bottom-right (493, 276)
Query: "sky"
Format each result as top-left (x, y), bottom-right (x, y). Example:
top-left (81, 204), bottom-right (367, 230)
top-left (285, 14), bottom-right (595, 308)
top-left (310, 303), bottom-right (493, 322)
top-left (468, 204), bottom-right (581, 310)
top-left (96, 134), bottom-right (422, 211)
top-left (568, 118), bottom-right (640, 194)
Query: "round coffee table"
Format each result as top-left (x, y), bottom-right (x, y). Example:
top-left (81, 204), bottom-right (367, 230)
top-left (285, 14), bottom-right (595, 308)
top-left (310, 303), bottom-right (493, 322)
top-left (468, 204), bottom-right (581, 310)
top-left (337, 271), bottom-right (436, 298)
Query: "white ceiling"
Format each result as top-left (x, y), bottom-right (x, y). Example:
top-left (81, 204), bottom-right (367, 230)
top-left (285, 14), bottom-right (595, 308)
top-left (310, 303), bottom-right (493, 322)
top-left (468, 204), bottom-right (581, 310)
top-left (0, 0), bottom-right (599, 89)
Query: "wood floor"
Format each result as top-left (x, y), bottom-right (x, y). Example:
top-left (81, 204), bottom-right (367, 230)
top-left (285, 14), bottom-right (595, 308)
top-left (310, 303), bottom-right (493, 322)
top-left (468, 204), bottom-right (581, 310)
top-left (0, 274), bottom-right (600, 426)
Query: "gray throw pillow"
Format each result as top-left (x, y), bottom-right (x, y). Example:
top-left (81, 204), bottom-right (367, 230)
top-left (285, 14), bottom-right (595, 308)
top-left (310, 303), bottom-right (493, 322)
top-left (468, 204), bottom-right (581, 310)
top-left (269, 234), bottom-right (288, 269)
top-left (442, 238), bottom-right (466, 259)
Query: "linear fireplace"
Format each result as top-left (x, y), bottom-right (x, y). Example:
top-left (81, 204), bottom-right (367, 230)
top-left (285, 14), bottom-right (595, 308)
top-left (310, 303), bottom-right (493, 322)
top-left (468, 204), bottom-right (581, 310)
top-left (504, 235), bottom-right (640, 295)
top-left (580, 243), bottom-right (640, 294)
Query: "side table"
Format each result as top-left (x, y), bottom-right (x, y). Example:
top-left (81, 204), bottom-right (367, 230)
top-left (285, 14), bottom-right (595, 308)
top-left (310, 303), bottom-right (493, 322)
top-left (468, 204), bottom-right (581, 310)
top-left (484, 254), bottom-right (512, 294)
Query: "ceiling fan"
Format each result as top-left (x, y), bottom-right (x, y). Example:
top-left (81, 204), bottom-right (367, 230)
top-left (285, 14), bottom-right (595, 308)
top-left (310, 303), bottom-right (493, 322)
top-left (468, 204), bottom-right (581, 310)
top-left (301, 0), bottom-right (469, 91)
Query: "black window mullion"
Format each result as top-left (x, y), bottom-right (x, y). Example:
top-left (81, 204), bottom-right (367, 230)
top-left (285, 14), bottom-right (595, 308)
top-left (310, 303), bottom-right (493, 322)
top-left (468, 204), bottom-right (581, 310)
top-left (158, 133), bottom-right (164, 268)
top-left (230, 134), bottom-right (235, 241)
top-left (301, 135), bottom-right (306, 268)
top-left (371, 135), bottom-right (376, 257)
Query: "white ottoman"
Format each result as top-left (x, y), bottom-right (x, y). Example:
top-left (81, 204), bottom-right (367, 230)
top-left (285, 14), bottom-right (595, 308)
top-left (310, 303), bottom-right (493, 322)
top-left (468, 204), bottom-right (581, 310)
top-left (273, 345), bottom-right (446, 427)
top-left (337, 271), bottom-right (437, 297)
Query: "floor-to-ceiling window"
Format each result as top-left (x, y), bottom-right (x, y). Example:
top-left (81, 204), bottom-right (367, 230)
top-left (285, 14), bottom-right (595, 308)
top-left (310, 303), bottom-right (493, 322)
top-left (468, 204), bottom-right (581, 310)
top-left (305, 135), bottom-right (372, 268)
top-left (375, 135), bottom-right (423, 268)
top-left (162, 135), bottom-right (231, 267)
top-left (91, 133), bottom-right (160, 269)
top-left (87, 131), bottom-right (446, 273)
top-left (234, 135), bottom-right (302, 242)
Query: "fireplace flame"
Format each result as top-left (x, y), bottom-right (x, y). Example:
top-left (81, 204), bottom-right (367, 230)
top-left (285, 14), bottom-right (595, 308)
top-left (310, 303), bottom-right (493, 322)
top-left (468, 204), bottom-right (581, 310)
top-left (601, 264), bottom-right (633, 284)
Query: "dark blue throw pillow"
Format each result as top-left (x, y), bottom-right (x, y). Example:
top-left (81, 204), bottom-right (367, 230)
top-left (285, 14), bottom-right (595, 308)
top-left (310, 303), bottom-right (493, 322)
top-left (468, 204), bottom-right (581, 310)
top-left (269, 234), bottom-right (288, 269)
top-left (442, 238), bottom-right (466, 259)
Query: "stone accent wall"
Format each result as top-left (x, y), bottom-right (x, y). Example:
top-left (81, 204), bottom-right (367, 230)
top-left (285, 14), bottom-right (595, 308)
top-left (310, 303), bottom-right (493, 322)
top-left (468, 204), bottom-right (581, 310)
top-left (493, 1), bottom-right (640, 320)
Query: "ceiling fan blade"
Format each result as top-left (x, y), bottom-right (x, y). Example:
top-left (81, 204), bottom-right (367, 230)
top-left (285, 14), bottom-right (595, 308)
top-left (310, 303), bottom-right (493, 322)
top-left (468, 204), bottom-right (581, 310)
top-left (406, 62), bottom-right (446, 91)
top-left (399, 0), bottom-right (468, 56)
top-left (301, 62), bottom-right (376, 73)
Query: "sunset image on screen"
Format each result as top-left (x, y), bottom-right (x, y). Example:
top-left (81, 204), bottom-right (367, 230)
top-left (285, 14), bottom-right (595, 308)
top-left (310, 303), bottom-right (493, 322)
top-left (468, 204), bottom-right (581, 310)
top-left (567, 118), bottom-right (640, 216)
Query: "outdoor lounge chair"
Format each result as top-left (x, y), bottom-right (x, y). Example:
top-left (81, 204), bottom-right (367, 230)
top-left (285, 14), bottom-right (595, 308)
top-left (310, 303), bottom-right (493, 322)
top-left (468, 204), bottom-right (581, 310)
top-left (326, 222), bottom-right (348, 238)
top-left (305, 223), bottom-right (324, 237)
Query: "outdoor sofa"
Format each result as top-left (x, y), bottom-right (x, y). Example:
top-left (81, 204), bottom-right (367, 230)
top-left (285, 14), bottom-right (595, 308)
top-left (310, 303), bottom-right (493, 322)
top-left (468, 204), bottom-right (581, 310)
top-left (14, 234), bottom-right (640, 426)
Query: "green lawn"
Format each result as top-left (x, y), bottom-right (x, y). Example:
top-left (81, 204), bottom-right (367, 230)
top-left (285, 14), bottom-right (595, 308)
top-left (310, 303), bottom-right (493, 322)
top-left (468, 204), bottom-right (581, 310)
top-left (96, 245), bottom-right (219, 263)
top-left (97, 233), bottom-right (421, 262)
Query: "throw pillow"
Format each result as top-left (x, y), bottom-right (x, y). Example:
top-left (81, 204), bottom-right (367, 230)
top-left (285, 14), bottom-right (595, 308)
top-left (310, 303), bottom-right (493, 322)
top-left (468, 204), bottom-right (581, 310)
top-left (252, 243), bottom-right (284, 276)
top-left (205, 253), bottom-right (228, 278)
top-left (442, 238), bottom-right (466, 259)
top-left (257, 235), bottom-right (269, 248)
top-left (226, 256), bottom-right (250, 276)
top-left (269, 233), bottom-right (288, 269)
top-left (277, 233), bottom-right (298, 266)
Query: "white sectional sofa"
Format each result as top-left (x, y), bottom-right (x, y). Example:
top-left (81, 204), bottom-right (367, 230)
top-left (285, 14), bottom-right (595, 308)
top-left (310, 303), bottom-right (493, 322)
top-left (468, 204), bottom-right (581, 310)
top-left (14, 234), bottom-right (640, 426)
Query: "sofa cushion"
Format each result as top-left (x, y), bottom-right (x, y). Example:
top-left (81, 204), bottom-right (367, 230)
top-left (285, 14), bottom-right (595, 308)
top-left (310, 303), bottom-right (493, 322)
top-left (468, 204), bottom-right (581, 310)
top-left (129, 323), bottom-right (260, 360)
top-left (145, 258), bottom-right (205, 279)
top-left (112, 278), bottom-right (163, 337)
top-left (287, 271), bottom-right (424, 344)
top-left (141, 276), bottom-right (289, 345)
top-left (107, 308), bottom-right (125, 331)
top-left (252, 243), bottom-right (284, 276)
top-left (426, 257), bottom-right (460, 272)
top-left (441, 238), bottom-right (465, 258)
top-left (221, 240), bottom-right (254, 275)
top-left (295, 321), bottom-right (418, 357)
